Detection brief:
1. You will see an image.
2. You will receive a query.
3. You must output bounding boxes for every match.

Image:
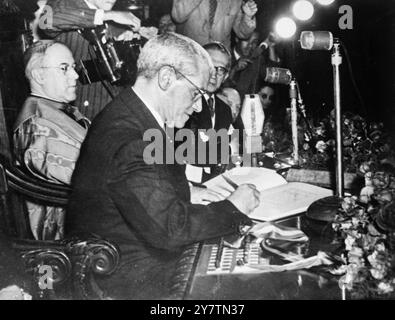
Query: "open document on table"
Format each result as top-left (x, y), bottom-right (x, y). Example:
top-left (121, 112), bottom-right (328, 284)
top-left (204, 167), bottom-right (334, 221)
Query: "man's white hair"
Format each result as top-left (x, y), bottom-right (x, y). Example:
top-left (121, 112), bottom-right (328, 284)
top-left (137, 32), bottom-right (213, 80)
top-left (23, 40), bottom-right (61, 82)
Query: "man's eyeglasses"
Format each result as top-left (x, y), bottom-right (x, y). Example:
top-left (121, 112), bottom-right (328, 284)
top-left (213, 66), bottom-right (228, 77)
top-left (171, 67), bottom-right (209, 101)
top-left (261, 94), bottom-right (274, 101)
top-left (41, 63), bottom-right (77, 75)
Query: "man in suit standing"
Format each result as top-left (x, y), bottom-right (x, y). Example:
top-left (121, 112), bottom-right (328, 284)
top-left (185, 42), bottom-right (234, 182)
top-left (66, 33), bottom-right (260, 299)
top-left (171, 0), bottom-right (257, 51)
top-left (40, 0), bottom-right (141, 119)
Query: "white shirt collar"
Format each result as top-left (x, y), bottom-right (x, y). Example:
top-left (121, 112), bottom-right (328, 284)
top-left (133, 88), bottom-right (165, 129)
top-left (145, 103), bottom-right (165, 129)
top-left (203, 93), bottom-right (214, 102)
top-left (30, 92), bottom-right (65, 105)
top-left (234, 48), bottom-right (241, 61)
top-left (84, 0), bottom-right (98, 9)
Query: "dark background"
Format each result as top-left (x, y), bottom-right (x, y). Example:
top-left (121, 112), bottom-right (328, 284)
top-left (1, 0), bottom-right (395, 136)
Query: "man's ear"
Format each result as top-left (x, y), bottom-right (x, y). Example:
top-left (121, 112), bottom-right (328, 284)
top-left (158, 66), bottom-right (174, 91)
top-left (31, 68), bottom-right (45, 85)
top-left (223, 71), bottom-right (230, 82)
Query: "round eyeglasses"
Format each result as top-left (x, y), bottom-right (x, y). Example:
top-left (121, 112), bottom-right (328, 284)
top-left (41, 63), bottom-right (77, 75)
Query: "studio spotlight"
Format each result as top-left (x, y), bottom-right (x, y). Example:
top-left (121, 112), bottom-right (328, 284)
top-left (274, 17), bottom-right (297, 39)
top-left (293, 0), bottom-right (314, 21)
top-left (316, 0), bottom-right (335, 5)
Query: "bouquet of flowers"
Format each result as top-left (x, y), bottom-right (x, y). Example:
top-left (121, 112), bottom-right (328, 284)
top-left (299, 111), bottom-right (394, 173)
top-left (331, 162), bottom-right (395, 299)
top-left (261, 110), bottom-right (395, 173)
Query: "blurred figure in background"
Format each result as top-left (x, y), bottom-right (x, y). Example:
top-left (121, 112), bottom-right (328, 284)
top-left (217, 87), bottom-right (241, 123)
top-left (258, 83), bottom-right (275, 112)
top-left (227, 31), bottom-right (281, 98)
top-left (217, 87), bottom-right (244, 156)
top-left (158, 13), bottom-right (176, 34)
top-left (171, 0), bottom-right (257, 50)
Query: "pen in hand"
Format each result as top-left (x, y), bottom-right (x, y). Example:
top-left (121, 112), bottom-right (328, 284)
top-left (221, 174), bottom-right (239, 190)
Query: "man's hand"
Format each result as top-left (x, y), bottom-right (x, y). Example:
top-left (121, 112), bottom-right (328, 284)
top-left (190, 185), bottom-right (227, 205)
top-left (115, 30), bottom-right (140, 41)
top-left (242, 0), bottom-right (258, 18)
top-left (104, 11), bottom-right (141, 30)
top-left (234, 57), bottom-right (252, 71)
top-left (139, 26), bottom-right (159, 39)
top-left (227, 184), bottom-right (260, 215)
top-left (262, 32), bottom-right (279, 48)
top-left (114, 27), bottom-right (158, 41)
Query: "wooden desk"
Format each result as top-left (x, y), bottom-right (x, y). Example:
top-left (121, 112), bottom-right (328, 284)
top-left (170, 215), bottom-right (345, 300)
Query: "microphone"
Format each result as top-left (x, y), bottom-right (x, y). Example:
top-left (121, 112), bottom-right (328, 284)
top-left (300, 31), bottom-right (334, 50)
top-left (264, 67), bottom-right (292, 85)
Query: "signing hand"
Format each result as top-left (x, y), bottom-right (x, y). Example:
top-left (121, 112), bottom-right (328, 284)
top-left (226, 184), bottom-right (260, 215)
top-left (105, 11), bottom-right (141, 30)
top-left (190, 185), bottom-right (227, 205)
top-left (242, 0), bottom-right (258, 18)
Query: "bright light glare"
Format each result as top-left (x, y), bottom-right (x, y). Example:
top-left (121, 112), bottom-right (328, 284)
top-left (293, 1), bottom-right (314, 21)
top-left (274, 17), bottom-right (297, 39)
top-left (316, 0), bottom-right (335, 5)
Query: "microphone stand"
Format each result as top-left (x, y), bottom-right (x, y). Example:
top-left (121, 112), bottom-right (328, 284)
top-left (332, 40), bottom-right (344, 198)
top-left (289, 79), bottom-right (299, 165)
top-left (295, 82), bottom-right (314, 141)
top-left (306, 38), bottom-right (344, 222)
top-left (288, 79), bottom-right (314, 165)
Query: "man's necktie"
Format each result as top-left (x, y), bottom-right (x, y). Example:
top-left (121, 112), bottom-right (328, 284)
top-left (207, 96), bottom-right (215, 118)
top-left (208, 0), bottom-right (217, 28)
top-left (61, 103), bottom-right (89, 129)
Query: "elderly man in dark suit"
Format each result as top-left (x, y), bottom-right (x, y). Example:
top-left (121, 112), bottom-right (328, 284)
top-left (66, 32), bottom-right (260, 299)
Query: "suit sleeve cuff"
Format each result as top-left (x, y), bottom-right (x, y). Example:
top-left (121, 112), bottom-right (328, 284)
top-left (243, 15), bottom-right (256, 28)
top-left (209, 200), bottom-right (253, 233)
top-left (94, 9), bottom-right (105, 25)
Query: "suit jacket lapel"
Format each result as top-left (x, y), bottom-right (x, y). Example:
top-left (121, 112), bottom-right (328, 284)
top-left (195, 97), bottom-right (213, 130)
top-left (118, 88), bottom-right (174, 148)
top-left (214, 97), bottom-right (232, 131)
top-left (118, 88), bottom-right (188, 196)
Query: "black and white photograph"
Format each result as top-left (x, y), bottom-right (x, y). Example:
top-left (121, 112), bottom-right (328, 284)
top-left (0, 0), bottom-right (395, 308)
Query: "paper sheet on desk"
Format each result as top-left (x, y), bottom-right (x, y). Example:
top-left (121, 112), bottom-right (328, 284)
top-left (203, 167), bottom-right (287, 195)
top-left (251, 182), bottom-right (334, 221)
top-left (203, 167), bottom-right (333, 221)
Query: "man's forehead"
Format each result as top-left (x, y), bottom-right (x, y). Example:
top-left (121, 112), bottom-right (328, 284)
top-left (93, 0), bottom-right (116, 8)
top-left (160, 15), bottom-right (172, 24)
top-left (251, 32), bottom-right (259, 40)
top-left (207, 49), bottom-right (230, 66)
top-left (262, 87), bottom-right (274, 94)
top-left (44, 44), bottom-right (74, 64)
top-left (228, 93), bottom-right (241, 103)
